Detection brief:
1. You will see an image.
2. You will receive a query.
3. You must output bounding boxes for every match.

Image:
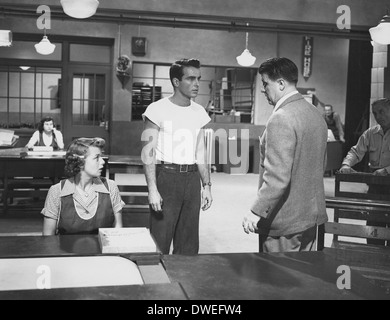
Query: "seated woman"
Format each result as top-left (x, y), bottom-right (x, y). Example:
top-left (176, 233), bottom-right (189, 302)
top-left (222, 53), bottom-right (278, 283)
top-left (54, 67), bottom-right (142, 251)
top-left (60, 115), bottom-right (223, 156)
top-left (42, 137), bottom-right (124, 235)
top-left (26, 116), bottom-right (64, 150)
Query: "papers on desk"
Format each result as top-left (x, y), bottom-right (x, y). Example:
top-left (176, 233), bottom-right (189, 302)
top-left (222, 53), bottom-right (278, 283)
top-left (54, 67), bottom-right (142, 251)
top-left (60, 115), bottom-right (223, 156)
top-left (0, 129), bottom-right (18, 147)
top-left (98, 227), bottom-right (158, 254)
top-left (32, 146), bottom-right (53, 152)
top-left (26, 151), bottom-right (66, 157)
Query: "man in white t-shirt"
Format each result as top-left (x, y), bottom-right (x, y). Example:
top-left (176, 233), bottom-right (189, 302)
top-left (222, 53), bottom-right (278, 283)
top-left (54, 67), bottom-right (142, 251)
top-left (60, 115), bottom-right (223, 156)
top-left (141, 59), bottom-right (213, 255)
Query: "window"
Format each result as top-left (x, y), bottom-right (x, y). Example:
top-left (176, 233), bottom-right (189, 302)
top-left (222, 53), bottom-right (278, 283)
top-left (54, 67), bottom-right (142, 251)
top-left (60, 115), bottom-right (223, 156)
top-left (0, 66), bottom-right (62, 129)
top-left (72, 73), bottom-right (106, 126)
top-left (131, 62), bottom-right (257, 123)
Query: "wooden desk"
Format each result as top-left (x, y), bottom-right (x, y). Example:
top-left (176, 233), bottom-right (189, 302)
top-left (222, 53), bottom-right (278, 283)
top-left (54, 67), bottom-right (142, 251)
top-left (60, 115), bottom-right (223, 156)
top-left (335, 172), bottom-right (390, 200)
top-left (163, 251), bottom-right (390, 300)
top-left (0, 235), bottom-right (185, 300)
top-left (106, 155), bottom-right (144, 179)
top-left (0, 235), bottom-right (388, 300)
top-left (0, 149), bottom-right (66, 214)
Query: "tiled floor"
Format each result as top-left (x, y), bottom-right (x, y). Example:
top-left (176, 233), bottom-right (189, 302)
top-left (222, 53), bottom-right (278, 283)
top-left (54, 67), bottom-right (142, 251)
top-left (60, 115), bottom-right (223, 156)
top-left (0, 173), bottom-right (367, 253)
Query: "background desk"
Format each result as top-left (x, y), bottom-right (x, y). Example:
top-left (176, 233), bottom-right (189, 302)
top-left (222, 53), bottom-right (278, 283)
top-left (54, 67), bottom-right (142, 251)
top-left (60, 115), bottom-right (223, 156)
top-left (0, 153), bottom-right (141, 215)
top-left (107, 155), bottom-right (144, 178)
top-left (0, 150), bottom-right (66, 214)
top-left (0, 235), bottom-right (388, 300)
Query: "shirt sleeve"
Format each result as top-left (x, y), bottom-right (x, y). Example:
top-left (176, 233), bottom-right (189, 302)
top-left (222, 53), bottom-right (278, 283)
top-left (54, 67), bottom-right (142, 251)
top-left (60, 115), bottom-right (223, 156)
top-left (54, 130), bottom-right (64, 149)
top-left (199, 108), bottom-right (211, 128)
top-left (107, 179), bottom-right (125, 214)
top-left (41, 183), bottom-right (61, 220)
top-left (26, 131), bottom-right (39, 149)
top-left (342, 129), bottom-right (370, 167)
top-left (142, 103), bottom-right (161, 127)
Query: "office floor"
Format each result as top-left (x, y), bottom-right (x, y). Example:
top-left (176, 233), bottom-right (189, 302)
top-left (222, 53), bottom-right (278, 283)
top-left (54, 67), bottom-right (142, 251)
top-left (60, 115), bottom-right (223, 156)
top-left (0, 173), bottom-right (367, 253)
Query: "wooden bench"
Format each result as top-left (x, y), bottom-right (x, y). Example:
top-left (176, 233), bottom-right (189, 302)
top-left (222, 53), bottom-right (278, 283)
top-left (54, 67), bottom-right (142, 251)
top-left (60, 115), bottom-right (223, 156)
top-left (319, 196), bottom-right (390, 290)
top-left (318, 196), bottom-right (390, 250)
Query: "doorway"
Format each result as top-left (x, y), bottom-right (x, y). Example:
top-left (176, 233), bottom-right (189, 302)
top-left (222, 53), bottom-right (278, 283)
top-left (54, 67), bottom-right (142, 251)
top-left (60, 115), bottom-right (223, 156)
top-left (63, 65), bottom-right (111, 151)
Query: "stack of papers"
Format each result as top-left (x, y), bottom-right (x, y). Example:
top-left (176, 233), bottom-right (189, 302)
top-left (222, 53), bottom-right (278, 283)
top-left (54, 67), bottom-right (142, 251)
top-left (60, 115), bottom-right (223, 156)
top-left (98, 227), bottom-right (158, 254)
top-left (32, 146), bottom-right (53, 152)
top-left (26, 150), bottom-right (66, 157)
top-left (0, 129), bottom-right (18, 147)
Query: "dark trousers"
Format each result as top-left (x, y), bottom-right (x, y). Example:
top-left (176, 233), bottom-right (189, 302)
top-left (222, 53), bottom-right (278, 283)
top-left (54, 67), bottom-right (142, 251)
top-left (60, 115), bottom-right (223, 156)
top-left (367, 185), bottom-right (390, 246)
top-left (150, 166), bottom-right (201, 255)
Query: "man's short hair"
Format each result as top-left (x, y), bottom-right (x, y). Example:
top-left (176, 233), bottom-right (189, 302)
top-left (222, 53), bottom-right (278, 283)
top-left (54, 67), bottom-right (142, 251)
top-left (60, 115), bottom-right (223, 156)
top-left (258, 57), bottom-right (298, 85)
top-left (372, 98), bottom-right (390, 109)
top-left (170, 58), bottom-right (201, 85)
top-left (324, 104), bottom-right (333, 110)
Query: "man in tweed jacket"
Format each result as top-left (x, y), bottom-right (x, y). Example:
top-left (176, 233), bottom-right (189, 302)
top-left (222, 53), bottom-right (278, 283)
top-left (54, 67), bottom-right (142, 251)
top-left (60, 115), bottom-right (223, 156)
top-left (242, 57), bottom-right (328, 253)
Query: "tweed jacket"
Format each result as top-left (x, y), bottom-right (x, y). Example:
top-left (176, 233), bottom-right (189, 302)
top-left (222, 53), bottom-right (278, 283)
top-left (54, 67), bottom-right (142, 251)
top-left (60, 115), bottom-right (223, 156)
top-left (251, 93), bottom-right (328, 236)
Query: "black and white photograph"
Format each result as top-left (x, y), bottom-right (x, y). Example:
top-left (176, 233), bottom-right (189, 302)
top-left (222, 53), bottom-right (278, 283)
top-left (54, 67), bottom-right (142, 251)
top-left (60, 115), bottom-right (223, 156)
top-left (0, 0), bottom-right (389, 305)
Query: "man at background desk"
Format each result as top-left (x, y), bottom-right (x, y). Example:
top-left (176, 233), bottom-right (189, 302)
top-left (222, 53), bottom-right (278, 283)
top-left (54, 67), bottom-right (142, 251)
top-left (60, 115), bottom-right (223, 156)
top-left (340, 98), bottom-right (390, 179)
top-left (324, 104), bottom-right (345, 143)
top-left (339, 98), bottom-right (390, 245)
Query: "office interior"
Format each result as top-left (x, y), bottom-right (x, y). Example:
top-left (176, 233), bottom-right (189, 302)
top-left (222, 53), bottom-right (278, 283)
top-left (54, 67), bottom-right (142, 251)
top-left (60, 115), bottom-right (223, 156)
top-left (0, 0), bottom-right (389, 300)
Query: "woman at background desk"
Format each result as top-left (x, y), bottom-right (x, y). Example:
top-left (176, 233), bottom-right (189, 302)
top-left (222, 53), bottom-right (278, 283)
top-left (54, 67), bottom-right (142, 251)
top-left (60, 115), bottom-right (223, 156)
top-left (42, 137), bottom-right (124, 235)
top-left (26, 116), bottom-right (64, 150)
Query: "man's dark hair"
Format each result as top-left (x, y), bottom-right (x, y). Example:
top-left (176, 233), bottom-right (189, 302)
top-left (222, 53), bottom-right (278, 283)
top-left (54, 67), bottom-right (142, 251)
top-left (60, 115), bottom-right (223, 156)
top-left (372, 98), bottom-right (390, 109)
top-left (258, 57), bottom-right (298, 85)
top-left (169, 58), bottom-right (201, 86)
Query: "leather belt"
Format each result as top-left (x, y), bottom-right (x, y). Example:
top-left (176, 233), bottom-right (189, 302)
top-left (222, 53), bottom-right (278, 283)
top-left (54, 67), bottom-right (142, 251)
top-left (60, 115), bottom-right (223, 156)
top-left (158, 162), bottom-right (198, 173)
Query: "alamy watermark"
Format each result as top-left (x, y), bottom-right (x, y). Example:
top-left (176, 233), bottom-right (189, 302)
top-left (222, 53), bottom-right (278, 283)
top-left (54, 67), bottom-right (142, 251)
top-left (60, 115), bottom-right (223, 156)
top-left (337, 265), bottom-right (351, 290)
top-left (336, 5), bottom-right (351, 30)
top-left (36, 265), bottom-right (51, 289)
top-left (141, 127), bottom-right (250, 174)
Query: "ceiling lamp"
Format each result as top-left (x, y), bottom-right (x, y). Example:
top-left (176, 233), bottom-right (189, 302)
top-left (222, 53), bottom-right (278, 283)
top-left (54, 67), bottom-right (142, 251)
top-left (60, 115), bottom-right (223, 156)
top-left (369, 12), bottom-right (390, 45)
top-left (61, 0), bottom-right (99, 19)
top-left (35, 29), bottom-right (56, 55)
top-left (20, 66), bottom-right (31, 71)
top-left (0, 30), bottom-right (12, 47)
top-left (236, 24), bottom-right (256, 67)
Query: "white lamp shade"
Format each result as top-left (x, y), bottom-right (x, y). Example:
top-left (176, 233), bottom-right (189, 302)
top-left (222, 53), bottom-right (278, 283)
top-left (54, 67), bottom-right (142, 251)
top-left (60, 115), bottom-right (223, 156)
top-left (236, 49), bottom-right (257, 67)
top-left (369, 15), bottom-right (390, 45)
top-left (35, 36), bottom-right (56, 55)
top-left (0, 30), bottom-right (12, 47)
top-left (61, 0), bottom-right (99, 19)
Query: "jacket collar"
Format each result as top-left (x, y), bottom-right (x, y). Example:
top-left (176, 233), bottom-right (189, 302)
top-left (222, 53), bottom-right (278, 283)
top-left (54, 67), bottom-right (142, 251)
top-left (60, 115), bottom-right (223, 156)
top-left (60, 177), bottom-right (109, 197)
top-left (275, 92), bottom-right (303, 112)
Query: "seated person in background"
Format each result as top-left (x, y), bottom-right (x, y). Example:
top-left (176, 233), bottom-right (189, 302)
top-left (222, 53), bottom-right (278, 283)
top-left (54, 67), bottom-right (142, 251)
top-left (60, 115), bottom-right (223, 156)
top-left (339, 98), bottom-right (390, 177)
top-left (339, 98), bottom-right (390, 246)
top-left (42, 137), bottom-right (124, 235)
top-left (324, 104), bottom-right (345, 142)
top-left (26, 116), bottom-right (64, 150)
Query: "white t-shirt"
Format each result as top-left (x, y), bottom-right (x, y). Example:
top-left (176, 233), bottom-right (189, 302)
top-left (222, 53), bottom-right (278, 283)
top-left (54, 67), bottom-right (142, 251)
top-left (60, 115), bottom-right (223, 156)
top-left (142, 97), bottom-right (211, 164)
